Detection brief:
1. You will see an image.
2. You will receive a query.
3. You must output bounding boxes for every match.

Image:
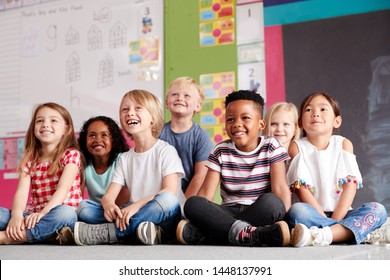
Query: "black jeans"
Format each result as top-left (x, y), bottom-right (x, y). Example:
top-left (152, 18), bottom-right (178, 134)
top-left (184, 193), bottom-right (286, 245)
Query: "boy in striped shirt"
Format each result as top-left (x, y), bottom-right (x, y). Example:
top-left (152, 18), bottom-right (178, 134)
top-left (177, 90), bottom-right (292, 246)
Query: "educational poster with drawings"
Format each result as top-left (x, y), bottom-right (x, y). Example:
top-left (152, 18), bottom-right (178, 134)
top-left (18, 0), bottom-right (164, 135)
top-left (200, 71), bottom-right (235, 144)
top-left (0, 0), bottom-right (164, 208)
top-left (199, 0), bottom-right (235, 47)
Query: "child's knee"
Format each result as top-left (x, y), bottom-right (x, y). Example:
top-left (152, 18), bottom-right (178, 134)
top-left (56, 205), bottom-right (77, 224)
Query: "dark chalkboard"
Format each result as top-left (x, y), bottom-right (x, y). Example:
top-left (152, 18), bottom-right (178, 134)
top-left (282, 10), bottom-right (390, 211)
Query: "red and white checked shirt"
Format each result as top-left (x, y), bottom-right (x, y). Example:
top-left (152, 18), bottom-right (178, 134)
top-left (24, 149), bottom-right (82, 213)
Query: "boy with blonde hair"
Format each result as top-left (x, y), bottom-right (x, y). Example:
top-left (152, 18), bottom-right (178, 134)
top-left (160, 77), bottom-right (214, 198)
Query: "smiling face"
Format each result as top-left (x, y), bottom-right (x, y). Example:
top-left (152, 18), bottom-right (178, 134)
top-left (300, 94), bottom-right (341, 138)
top-left (268, 110), bottom-right (296, 149)
top-left (166, 83), bottom-right (201, 117)
top-left (120, 95), bottom-right (154, 138)
top-left (34, 107), bottom-right (68, 147)
top-left (225, 99), bottom-right (265, 152)
top-left (86, 120), bottom-right (112, 160)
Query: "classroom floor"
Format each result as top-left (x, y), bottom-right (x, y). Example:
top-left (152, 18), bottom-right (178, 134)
top-left (1, 242), bottom-right (390, 260)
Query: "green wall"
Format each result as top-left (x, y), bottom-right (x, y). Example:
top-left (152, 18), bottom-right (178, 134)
top-left (164, 0), bottom-right (238, 121)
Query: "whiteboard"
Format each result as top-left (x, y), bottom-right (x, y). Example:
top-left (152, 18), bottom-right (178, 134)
top-left (0, 0), bottom-right (164, 135)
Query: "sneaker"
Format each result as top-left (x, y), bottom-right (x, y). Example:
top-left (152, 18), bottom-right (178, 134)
top-left (365, 225), bottom-right (390, 245)
top-left (74, 222), bottom-right (117, 245)
top-left (249, 221), bottom-right (290, 247)
top-left (137, 221), bottom-right (162, 245)
top-left (290, 223), bottom-right (330, 247)
top-left (56, 226), bottom-right (75, 245)
top-left (176, 219), bottom-right (206, 245)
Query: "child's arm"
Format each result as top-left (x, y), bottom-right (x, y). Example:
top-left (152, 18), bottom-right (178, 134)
top-left (197, 169), bottom-right (220, 201)
top-left (24, 163), bottom-right (79, 229)
top-left (331, 138), bottom-right (357, 220)
top-left (270, 161), bottom-right (291, 211)
top-left (289, 142), bottom-right (327, 217)
top-left (101, 182), bottom-right (125, 222)
top-left (116, 173), bottom-right (179, 231)
top-left (184, 160), bottom-right (209, 198)
top-left (6, 172), bottom-right (30, 241)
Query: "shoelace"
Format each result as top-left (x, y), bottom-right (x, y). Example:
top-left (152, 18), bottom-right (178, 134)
top-left (89, 225), bottom-right (108, 241)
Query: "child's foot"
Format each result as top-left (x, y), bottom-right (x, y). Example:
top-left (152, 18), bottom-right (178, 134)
top-left (290, 223), bottom-right (331, 247)
top-left (0, 231), bottom-right (24, 245)
top-left (239, 221), bottom-right (290, 247)
top-left (176, 219), bottom-right (206, 245)
top-left (56, 226), bottom-right (75, 245)
top-left (137, 221), bottom-right (162, 245)
top-left (74, 222), bottom-right (117, 245)
top-left (365, 225), bottom-right (390, 245)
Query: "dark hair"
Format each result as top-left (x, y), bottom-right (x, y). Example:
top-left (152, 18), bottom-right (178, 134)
top-left (78, 116), bottom-right (129, 166)
top-left (225, 90), bottom-right (265, 117)
top-left (298, 91), bottom-right (342, 137)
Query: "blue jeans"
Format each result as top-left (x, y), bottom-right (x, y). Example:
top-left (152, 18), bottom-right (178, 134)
top-left (0, 205), bottom-right (77, 243)
top-left (78, 192), bottom-right (181, 242)
top-left (184, 193), bottom-right (286, 245)
top-left (286, 202), bottom-right (387, 244)
top-left (76, 199), bottom-right (111, 224)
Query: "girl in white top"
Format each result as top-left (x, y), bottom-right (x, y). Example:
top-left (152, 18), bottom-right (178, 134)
top-left (74, 89), bottom-right (185, 246)
top-left (287, 92), bottom-right (387, 247)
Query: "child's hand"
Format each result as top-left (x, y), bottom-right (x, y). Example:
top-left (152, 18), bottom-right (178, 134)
top-left (24, 212), bottom-right (45, 229)
top-left (116, 204), bottom-right (138, 231)
top-left (6, 216), bottom-right (25, 241)
top-left (103, 203), bottom-right (123, 222)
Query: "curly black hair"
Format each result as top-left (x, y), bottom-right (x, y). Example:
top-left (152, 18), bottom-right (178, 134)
top-left (225, 90), bottom-right (265, 117)
top-left (78, 116), bottom-right (129, 166)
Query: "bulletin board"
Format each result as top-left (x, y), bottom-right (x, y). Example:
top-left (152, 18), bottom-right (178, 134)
top-left (0, 0), bottom-right (164, 208)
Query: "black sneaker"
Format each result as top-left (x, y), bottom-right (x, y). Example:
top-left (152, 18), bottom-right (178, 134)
top-left (250, 221), bottom-right (290, 247)
top-left (176, 219), bottom-right (206, 245)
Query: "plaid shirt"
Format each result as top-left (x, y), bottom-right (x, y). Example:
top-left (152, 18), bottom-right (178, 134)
top-left (24, 149), bottom-right (82, 213)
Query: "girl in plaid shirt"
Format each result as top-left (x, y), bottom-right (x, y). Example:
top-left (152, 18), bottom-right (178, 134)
top-left (0, 103), bottom-right (82, 244)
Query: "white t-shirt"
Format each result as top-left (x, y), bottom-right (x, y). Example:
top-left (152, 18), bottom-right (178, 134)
top-left (287, 135), bottom-right (363, 211)
top-left (111, 139), bottom-right (186, 211)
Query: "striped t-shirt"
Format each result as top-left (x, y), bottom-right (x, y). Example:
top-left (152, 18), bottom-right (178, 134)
top-left (207, 136), bottom-right (289, 206)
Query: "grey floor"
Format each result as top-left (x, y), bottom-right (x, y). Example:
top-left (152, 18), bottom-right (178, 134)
top-left (1, 242), bottom-right (390, 260)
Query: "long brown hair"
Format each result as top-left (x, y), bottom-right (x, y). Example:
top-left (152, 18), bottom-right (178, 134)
top-left (18, 102), bottom-right (78, 176)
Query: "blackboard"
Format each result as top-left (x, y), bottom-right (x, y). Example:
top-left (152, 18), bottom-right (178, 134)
top-left (282, 10), bottom-right (390, 211)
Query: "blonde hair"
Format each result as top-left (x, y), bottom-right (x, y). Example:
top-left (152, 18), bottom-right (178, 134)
top-left (263, 102), bottom-right (300, 141)
top-left (18, 102), bottom-right (78, 176)
top-left (120, 89), bottom-right (164, 139)
top-left (167, 76), bottom-right (205, 104)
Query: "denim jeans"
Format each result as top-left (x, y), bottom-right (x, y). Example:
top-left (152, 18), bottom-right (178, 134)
top-left (0, 205), bottom-right (77, 243)
top-left (184, 193), bottom-right (286, 245)
top-left (76, 199), bottom-right (111, 224)
top-left (286, 202), bottom-right (387, 244)
top-left (78, 192), bottom-right (181, 242)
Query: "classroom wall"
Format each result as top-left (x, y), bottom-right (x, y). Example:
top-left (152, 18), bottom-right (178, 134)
top-left (1, 0), bottom-right (390, 214)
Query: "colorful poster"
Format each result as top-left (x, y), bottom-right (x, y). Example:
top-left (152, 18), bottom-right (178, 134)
top-left (199, 0), bottom-right (234, 21)
top-left (199, 0), bottom-right (235, 47)
top-left (129, 37), bottom-right (159, 64)
top-left (200, 71), bottom-right (235, 99)
top-left (200, 71), bottom-right (235, 144)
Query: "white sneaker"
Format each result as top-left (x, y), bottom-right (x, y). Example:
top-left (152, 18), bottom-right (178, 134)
top-left (290, 224), bottom-right (331, 247)
top-left (365, 225), bottom-right (390, 245)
